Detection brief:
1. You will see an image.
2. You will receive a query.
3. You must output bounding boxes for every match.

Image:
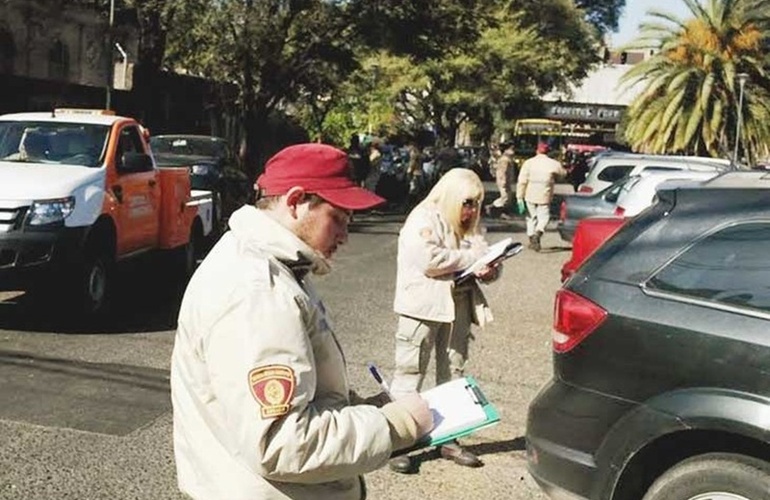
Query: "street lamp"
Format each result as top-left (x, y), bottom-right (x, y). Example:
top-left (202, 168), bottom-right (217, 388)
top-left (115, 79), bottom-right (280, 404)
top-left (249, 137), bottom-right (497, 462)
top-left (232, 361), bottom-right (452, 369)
top-left (733, 72), bottom-right (749, 165)
top-left (105, 0), bottom-right (115, 109)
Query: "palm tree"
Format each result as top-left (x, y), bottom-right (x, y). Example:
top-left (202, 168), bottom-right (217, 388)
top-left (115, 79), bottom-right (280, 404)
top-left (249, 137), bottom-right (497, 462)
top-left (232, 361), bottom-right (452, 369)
top-left (620, 0), bottom-right (770, 164)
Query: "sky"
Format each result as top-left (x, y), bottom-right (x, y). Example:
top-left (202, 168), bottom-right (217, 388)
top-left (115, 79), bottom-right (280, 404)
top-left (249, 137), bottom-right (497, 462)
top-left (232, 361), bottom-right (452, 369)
top-left (608, 0), bottom-right (693, 47)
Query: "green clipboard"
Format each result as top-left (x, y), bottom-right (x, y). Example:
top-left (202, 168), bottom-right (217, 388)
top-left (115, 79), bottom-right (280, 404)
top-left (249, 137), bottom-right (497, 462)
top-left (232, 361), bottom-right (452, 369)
top-left (394, 376), bottom-right (500, 455)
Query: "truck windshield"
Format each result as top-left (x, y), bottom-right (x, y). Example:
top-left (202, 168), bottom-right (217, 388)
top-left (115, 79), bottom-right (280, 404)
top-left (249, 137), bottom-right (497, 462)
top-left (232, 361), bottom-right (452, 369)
top-left (0, 121), bottom-right (110, 168)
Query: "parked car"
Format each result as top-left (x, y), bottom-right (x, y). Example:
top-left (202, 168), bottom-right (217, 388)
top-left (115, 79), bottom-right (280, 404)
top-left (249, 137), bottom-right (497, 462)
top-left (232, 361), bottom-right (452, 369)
top-left (577, 152), bottom-right (730, 194)
top-left (149, 134), bottom-right (249, 227)
top-left (613, 169), bottom-right (720, 218)
top-left (560, 216), bottom-right (624, 282)
top-left (528, 170), bottom-right (770, 499)
top-left (561, 171), bottom-right (721, 281)
top-left (0, 109), bottom-right (214, 316)
top-left (557, 178), bottom-right (627, 242)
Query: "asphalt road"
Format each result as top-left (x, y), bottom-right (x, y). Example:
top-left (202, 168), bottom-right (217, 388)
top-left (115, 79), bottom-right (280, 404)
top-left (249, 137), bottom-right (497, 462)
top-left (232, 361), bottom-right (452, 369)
top-left (0, 188), bottom-right (573, 500)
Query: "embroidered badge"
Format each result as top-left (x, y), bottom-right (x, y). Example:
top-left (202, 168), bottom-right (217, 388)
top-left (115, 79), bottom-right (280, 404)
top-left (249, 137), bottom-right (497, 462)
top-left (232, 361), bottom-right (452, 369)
top-left (248, 364), bottom-right (296, 418)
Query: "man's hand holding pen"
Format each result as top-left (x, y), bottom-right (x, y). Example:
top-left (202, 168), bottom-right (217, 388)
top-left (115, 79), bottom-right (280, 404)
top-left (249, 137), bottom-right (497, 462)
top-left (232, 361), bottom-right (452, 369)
top-left (367, 363), bottom-right (434, 439)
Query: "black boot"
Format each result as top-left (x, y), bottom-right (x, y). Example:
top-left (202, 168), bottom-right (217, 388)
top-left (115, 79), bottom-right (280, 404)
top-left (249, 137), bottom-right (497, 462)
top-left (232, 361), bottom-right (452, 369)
top-left (533, 231), bottom-right (543, 252)
top-left (527, 234), bottom-right (536, 249)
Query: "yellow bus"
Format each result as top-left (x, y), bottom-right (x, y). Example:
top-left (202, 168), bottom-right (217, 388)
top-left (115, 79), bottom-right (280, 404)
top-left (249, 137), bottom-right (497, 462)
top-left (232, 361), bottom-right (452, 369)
top-left (511, 118), bottom-right (563, 164)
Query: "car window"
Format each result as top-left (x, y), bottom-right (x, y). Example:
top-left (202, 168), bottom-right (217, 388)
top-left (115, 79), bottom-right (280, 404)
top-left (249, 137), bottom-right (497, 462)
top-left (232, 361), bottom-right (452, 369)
top-left (602, 178), bottom-right (629, 203)
top-left (640, 166), bottom-right (682, 173)
top-left (647, 222), bottom-right (770, 313)
top-left (598, 165), bottom-right (633, 182)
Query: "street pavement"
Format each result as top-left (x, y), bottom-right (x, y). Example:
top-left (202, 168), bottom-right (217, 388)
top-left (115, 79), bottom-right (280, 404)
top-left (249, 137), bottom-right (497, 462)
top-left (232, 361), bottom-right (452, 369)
top-left (0, 185), bottom-right (575, 500)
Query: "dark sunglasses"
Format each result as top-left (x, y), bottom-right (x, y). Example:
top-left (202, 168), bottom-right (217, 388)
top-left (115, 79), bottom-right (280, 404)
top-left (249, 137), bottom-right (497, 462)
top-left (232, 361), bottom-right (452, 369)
top-left (462, 198), bottom-right (480, 208)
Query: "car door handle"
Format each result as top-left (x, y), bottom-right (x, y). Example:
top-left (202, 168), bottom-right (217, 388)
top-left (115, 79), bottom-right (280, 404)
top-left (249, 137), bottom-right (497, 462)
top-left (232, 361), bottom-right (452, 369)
top-left (112, 185), bottom-right (123, 203)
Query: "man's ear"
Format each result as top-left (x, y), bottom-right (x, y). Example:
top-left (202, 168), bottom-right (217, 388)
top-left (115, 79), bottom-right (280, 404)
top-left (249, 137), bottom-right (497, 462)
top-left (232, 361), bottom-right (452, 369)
top-left (285, 187), bottom-right (306, 217)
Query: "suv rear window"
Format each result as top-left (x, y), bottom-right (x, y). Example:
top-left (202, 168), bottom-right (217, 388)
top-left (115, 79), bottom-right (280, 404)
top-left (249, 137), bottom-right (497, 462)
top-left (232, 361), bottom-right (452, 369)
top-left (641, 166), bottom-right (681, 173)
top-left (598, 165), bottom-right (633, 182)
top-left (647, 222), bottom-right (770, 313)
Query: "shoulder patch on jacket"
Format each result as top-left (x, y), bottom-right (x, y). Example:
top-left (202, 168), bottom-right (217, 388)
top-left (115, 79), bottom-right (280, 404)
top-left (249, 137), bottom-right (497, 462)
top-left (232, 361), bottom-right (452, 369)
top-left (248, 364), bottom-right (296, 418)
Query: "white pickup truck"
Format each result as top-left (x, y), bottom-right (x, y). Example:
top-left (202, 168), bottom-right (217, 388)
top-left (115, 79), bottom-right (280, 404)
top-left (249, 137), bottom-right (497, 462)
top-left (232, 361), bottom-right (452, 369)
top-left (0, 108), bottom-right (214, 316)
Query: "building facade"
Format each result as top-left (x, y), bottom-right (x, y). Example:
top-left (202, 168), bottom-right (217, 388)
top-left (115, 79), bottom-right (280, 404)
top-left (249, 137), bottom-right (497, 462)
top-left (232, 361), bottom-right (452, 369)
top-left (0, 0), bottom-right (140, 112)
top-left (543, 50), bottom-right (648, 146)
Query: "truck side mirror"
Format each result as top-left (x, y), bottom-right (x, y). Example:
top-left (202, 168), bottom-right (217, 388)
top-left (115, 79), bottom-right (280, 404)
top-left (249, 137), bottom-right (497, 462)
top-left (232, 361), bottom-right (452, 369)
top-left (120, 152), bottom-right (154, 173)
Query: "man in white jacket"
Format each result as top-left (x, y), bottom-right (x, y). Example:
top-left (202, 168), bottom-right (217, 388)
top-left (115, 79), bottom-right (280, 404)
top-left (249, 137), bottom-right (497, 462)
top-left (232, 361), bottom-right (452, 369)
top-left (171, 143), bottom-right (434, 500)
top-left (515, 142), bottom-right (567, 251)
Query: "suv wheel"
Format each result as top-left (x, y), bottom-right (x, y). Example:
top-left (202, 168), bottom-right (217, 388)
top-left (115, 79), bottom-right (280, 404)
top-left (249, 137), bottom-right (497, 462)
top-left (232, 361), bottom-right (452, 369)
top-left (642, 453), bottom-right (770, 500)
top-left (79, 245), bottom-right (112, 316)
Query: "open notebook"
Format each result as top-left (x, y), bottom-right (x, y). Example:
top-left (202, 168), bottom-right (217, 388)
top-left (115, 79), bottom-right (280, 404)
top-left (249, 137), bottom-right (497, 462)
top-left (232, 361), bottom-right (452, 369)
top-left (455, 237), bottom-right (523, 283)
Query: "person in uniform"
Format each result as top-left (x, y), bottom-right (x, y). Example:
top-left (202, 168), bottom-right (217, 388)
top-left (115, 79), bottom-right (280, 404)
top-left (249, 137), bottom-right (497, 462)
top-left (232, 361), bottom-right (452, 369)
top-left (388, 168), bottom-right (500, 474)
top-left (171, 143), bottom-right (434, 499)
top-left (486, 143), bottom-right (515, 217)
top-left (515, 142), bottom-right (567, 251)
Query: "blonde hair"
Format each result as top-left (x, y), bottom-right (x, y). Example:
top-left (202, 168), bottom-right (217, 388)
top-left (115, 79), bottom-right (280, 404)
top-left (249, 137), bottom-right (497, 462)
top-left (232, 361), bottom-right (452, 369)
top-left (421, 168), bottom-right (484, 239)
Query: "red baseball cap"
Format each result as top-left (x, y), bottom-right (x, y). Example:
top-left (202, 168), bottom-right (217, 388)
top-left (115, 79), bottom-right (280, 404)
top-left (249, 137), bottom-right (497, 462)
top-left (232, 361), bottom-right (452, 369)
top-left (255, 143), bottom-right (385, 210)
top-left (537, 142), bottom-right (550, 154)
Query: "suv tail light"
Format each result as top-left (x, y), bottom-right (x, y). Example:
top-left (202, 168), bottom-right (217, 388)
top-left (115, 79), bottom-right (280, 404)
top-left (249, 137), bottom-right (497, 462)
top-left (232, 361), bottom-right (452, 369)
top-left (559, 200), bottom-right (567, 222)
top-left (614, 206), bottom-right (625, 217)
top-left (578, 185), bottom-right (593, 193)
top-left (553, 289), bottom-right (607, 353)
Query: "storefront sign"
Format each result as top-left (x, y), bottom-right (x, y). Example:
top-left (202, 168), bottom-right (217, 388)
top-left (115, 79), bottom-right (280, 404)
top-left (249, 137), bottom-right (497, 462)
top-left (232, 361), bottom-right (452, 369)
top-left (546, 103), bottom-right (624, 124)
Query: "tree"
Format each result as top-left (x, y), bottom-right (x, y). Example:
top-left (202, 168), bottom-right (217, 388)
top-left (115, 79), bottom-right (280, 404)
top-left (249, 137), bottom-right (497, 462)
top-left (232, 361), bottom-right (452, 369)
top-left (164, 0), bottom-right (360, 178)
top-left (337, 0), bottom-right (600, 147)
top-left (621, 0), bottom-right (770, 163)
top-left (575, 0), bottom-right (626, 35)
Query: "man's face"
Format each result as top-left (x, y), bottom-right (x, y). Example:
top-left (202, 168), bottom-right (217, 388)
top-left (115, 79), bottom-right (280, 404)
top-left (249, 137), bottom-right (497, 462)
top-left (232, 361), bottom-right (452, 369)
top-left (295, 200), bottom-right (351, 258)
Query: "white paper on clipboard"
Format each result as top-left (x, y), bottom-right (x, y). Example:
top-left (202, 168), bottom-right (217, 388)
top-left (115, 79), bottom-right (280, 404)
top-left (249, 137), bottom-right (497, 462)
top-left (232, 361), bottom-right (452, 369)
top-left (456, 237), bottom-right (522, 282)
top-left (421, 378), bottom-right (489, 442)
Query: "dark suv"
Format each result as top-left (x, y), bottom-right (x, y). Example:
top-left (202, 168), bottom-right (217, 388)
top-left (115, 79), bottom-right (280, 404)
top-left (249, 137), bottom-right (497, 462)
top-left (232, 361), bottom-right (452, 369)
top-left (527, 171), bottom-right (770, 499)
top-left (149, 134), bottom-right (249, 228)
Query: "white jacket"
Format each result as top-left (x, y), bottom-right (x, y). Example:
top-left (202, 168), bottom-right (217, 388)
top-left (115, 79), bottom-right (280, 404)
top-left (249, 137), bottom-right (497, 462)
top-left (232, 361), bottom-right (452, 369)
top-left (515, 153), bottom-right (567, 204)
top-left (393, 203), bottom-right (493, 326)
top-left (171, 206), bottom-right (417, 500)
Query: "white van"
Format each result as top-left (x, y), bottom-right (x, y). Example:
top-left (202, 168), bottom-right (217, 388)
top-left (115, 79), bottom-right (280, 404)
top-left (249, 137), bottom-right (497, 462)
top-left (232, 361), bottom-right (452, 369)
top-left (614, 170), bottom-right (721, 217)
top-left (578, 153), bottom-right (731, 194)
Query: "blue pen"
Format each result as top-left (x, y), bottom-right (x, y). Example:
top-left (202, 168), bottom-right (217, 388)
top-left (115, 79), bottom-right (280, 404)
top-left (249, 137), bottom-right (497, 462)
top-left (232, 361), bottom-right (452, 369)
top-left (366, 362), bottom-right (394, 401)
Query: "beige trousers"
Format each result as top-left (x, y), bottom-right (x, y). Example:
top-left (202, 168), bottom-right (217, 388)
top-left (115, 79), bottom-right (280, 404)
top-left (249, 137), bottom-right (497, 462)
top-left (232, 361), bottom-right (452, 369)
top-left (490, 166), bottom-right (510, 208)
top-left (390, 290), bottom-right (474, 398)
top-left (525, 201), bottom-right (551, 235)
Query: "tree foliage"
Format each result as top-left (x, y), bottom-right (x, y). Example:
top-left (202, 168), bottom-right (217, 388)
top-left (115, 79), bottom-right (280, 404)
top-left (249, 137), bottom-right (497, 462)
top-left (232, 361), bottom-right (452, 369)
top-left (575, 0), bottom-right (626, 34)
top-left (79, 0), bottom-right (618, 160)
top-left (318, 0), bottom-right (600, 147)
top-left (163, 0), bottom-right (360, 175)
top-left (621, 0), bottom-right (770, 162)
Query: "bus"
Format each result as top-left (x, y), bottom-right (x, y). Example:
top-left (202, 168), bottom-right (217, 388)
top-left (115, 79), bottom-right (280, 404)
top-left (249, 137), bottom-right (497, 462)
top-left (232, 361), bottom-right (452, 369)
top-left (511, 118), bottom-right (563, 164)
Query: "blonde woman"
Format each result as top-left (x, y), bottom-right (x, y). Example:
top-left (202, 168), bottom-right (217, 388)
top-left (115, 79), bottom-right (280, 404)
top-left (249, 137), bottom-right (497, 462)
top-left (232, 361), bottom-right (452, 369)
top-left (389, 168), bottom-right (500, 473)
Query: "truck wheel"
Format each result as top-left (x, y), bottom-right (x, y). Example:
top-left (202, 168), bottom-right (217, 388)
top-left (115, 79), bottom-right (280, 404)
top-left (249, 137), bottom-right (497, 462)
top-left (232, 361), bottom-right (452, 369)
top-left (174, 221), bottom-right (202, 281)
top-left (79, 246), bottom-right (112, 316)
top-left (642, 453), bottom-right (770, 500)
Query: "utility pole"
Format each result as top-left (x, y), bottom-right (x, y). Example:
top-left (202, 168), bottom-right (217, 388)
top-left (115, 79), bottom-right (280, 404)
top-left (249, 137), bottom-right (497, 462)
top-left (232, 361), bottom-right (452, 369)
top-left (105, 0), bottom-right (115, 109)
top-left (733, 73), bottom-right (749, 165)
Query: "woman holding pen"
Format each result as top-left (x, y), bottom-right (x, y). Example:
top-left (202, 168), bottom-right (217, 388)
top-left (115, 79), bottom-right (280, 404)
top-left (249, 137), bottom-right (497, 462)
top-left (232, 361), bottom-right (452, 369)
top-left (388, 168), bottom-right (500, 474)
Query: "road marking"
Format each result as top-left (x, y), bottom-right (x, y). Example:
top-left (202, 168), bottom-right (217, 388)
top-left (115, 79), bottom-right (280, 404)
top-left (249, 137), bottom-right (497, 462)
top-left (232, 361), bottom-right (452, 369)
top-left (0, 291), bottom-right (24, 302)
